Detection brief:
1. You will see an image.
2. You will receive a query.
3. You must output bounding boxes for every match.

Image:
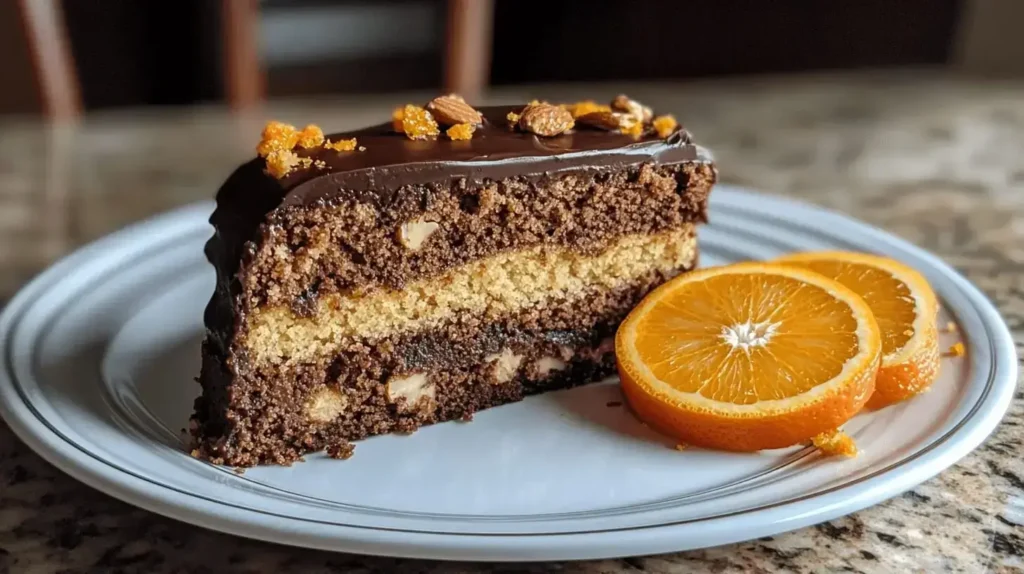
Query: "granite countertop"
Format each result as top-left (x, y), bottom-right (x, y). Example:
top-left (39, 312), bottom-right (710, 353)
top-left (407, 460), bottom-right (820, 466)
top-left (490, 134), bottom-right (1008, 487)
top-left (0, 71), bottom-right (1022, 573)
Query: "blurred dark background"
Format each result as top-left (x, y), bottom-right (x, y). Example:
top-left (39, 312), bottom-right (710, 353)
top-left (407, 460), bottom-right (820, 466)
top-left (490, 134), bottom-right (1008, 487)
top-left (1, 0), bottom-right (1019, 117)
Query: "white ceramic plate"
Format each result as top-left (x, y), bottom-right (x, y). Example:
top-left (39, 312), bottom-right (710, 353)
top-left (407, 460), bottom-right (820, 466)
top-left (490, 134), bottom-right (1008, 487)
top-left (0, 186), bottom-right (1016, 561)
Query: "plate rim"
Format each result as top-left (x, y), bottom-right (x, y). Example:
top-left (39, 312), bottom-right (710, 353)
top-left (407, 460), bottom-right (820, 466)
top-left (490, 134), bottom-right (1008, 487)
top-left (0, 186), bottom-right (1017, 561)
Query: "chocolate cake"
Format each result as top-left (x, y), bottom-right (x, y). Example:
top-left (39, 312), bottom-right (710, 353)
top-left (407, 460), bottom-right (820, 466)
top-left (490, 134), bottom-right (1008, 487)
top-left (192, 95), bottom-right (717, 466)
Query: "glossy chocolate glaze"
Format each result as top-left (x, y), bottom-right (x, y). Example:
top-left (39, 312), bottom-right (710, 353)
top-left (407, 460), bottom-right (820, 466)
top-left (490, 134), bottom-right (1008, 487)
top-left (258, 105), bottom-right (709, 207)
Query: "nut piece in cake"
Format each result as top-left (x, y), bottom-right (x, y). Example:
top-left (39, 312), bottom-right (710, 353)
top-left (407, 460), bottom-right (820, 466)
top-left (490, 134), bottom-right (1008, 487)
top-left (611, 94), bottom-right (653, 124)
top-left (426, 94), bottom-right (482, 126)
top-left (519, 103), bottom-right (575, 137)
top-left (485, 348), bottom-right (523, 384)
top-left (576, 110), bottom-right (638, 133)
top-left (536, 356), bottom-right (568, 377)
top-left (306, 387), bottom-right (348, 423)
top-left (398, 219), bottom-right (440, 251)
top-left (386, 373), bottom-right (436, 412)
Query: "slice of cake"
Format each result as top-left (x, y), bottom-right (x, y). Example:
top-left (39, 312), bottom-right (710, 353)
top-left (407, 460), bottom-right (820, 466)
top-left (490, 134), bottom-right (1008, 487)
top-left (192, 94), bottom-right (716, 466)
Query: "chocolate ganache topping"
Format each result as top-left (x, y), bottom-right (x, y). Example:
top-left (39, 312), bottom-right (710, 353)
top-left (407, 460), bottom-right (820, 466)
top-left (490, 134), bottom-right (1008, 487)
top-left (225, 105), bottom-right (711, 210)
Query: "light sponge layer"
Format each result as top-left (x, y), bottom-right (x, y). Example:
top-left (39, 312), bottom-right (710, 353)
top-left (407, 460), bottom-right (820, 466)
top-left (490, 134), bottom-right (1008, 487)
top-left (245, 225), bottom-right (698, 364)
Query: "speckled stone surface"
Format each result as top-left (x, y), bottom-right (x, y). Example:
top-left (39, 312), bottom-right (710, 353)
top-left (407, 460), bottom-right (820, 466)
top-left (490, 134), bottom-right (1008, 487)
top-left (0, 71), bottom-right (1022, 573)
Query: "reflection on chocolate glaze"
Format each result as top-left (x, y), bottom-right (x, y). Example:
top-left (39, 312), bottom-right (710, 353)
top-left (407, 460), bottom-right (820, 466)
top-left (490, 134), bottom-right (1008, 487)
top-left (222, 105), bottom-right (708, 210)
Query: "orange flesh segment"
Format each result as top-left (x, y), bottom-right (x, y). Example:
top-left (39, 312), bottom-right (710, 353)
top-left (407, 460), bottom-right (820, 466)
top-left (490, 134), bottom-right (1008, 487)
top-left (781, 260), bottom-right (918, 357)
top-left (774, 252), bottom-right (942, 410)
top-left (633, 273), bottom-right (862, 405)
top-left (615, 262), bottom-right (882, 452)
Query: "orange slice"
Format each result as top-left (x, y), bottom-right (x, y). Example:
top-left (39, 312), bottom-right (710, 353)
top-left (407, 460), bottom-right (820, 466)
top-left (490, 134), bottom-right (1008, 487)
top-left (773, 251), bottom-right (940, 409)
top-left (616, 262), bottom-right (881, 452)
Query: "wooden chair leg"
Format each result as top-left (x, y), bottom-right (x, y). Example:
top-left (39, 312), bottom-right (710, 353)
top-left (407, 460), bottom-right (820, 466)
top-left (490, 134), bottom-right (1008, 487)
top-left (953, 0), bottom-right (1024, 76)
top-left (222, 0), bottom-right (265, 110)
top-left (443, 0), bottom-right (494, 103)
top-left (16, 0), bottom-right (81, 119)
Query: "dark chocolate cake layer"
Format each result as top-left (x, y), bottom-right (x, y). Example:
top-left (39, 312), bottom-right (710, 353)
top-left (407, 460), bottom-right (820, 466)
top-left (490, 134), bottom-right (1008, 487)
top-left (193, 96), bottom-right (717, 466)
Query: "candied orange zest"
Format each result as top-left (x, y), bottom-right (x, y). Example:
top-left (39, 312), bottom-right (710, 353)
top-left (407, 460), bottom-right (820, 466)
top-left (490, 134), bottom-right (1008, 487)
top-left (653, 115), bottom-right (679, 138)
top-left (257, 120), bottom-right (299, 158)
top-left (400, 104), bottom-right (439, 140)
top-left (391, 106), bottom-right (406, 132)
top-left (325, 138), bottom-right (358, 152)
top-left (621, 121), bottom-right (644, 138)
top-left (812, 429), bottom-right (858, 457)
top-left (563, 100), bottom-right (611, 119)
top-left (296, 124), bottom-right (325, 149)
top-left (446, 123), bottom-right (475, 141)
top-left (264, 149), bottom-right (300, 178)
top-left (945, 342), bottom-right (966, 357)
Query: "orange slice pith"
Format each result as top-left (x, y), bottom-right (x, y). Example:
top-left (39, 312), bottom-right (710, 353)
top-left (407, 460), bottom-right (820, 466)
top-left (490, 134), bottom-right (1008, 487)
top-left (772, 251), bottom-right (941, 410)
top-left (615, 262), bottom-right (882, 452)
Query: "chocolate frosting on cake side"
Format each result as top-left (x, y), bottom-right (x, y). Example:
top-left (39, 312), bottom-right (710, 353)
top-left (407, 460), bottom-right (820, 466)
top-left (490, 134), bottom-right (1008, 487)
top-left (216, 105), bottom-right (710, 212)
